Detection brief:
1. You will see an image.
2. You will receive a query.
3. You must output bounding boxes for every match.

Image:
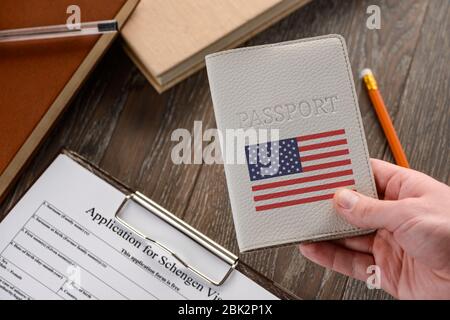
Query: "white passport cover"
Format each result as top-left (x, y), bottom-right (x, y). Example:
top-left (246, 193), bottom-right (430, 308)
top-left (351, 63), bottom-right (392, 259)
top-left (205, 35), bottom-right (377, 252)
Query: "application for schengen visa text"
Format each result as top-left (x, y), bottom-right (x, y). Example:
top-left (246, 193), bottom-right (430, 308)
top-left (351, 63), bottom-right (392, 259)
top-left (0, 155), bottom-right (276, 300)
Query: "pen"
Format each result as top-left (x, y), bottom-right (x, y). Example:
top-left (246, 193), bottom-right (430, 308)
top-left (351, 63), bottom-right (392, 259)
top-left (360, 68), bottom-right (410, 168)
top-left (0, 20), bottom-right (118, 43)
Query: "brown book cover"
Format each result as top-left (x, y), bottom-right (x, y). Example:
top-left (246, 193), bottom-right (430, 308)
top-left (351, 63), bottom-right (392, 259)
top-left (0, 0), bottom-right (139, 201)
top-left (122, 0), bottom-right (311, 93)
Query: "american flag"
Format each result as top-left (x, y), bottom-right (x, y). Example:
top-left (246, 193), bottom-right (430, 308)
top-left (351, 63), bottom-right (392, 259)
top-left (245, 129), bottom-right (355, 212)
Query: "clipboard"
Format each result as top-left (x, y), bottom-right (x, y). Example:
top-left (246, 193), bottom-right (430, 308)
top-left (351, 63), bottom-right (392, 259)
top-left (6, 149), bottom-right (297, 299)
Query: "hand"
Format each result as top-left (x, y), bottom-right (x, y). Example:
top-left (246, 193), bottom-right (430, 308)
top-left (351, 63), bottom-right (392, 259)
top-left (299, 159), bottom-right (450, 299)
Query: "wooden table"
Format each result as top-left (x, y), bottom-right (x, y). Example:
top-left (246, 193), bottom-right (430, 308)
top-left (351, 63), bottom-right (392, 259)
top-left (1, 0), bottom-right (449, 299)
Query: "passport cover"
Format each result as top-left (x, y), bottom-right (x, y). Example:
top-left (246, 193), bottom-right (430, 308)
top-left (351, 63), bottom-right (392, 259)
top-left (205, 35), bottom-right (377, 252)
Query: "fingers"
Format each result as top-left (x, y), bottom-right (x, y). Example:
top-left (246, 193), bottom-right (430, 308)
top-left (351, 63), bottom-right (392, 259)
top-left (370, 158), bottom-right (431, 199)
top-left (370, 159), bottom-right (407, 198)
top-left (333, 234), bottom-right (375, 254)
top-left (299, 242), bottom-right (375, 282)
top-left (334, 189), bottom-right (415, 232)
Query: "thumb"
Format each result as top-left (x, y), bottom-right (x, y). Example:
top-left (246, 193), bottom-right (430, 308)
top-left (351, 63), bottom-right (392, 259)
top-left (333, 189), bottom-right (414, 232)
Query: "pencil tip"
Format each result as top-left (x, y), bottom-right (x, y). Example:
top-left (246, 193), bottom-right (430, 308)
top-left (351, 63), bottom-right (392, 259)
top-left (360, 68), bottom-right (373, 79)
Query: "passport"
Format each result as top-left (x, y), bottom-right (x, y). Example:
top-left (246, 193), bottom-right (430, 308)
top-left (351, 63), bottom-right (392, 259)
top-left (205, 35), bottom-right (377, 252)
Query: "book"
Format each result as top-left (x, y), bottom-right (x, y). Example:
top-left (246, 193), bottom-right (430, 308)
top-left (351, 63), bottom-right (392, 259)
top-left (0, 0), bottom-right (139, 201)
top-left (121, 0), bottom-right (311, 93)
top-left (205, 35), bottom-right (378, 252)
top-left (0, 150), bottom-right (293, 299)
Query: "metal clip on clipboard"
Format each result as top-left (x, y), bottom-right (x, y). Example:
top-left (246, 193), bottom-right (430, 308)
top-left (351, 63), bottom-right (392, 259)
top-left (114, 191), bottom-right (239, 286)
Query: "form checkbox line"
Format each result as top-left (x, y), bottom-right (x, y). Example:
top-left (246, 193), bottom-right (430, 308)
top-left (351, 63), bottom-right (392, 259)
top-left (33, 214), bottom-right (107, 268)
top-left (10, 240), bottom-right (66, 279)
top-left (20, 226), bottom-right (124, 300)
top-left (0, 203), bottom-right (42, 256)
top-left (0, 255), bottom-right (63, 300)
top-left (42, 201), bottom-right (158, 300)
top-left (44, 201), bottom-right (187, 300)
top-left (0, 274), bottom-right (33, 300)
top-left (10, 238), bottom-right (99, 300)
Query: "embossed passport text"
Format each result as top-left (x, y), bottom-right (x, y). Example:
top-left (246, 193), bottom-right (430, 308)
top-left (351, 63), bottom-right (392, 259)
top-left (206, 35), bottom-right (377, 252)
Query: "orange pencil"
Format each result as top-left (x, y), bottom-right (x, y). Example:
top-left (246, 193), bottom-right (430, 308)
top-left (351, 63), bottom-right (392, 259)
top-left (360, 68), bottom-right (409, 168)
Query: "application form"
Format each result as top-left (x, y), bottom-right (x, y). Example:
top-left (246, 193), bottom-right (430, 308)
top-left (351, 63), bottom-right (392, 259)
top-left (0, 154), bottom-right (277, 300)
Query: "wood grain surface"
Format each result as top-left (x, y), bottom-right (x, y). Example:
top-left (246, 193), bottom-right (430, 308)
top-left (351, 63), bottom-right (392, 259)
top-left (1, 0), bottom-right (448, 299)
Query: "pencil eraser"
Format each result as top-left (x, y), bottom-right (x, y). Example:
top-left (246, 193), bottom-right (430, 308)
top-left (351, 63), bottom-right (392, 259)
top-left (359, 68), bottom-right (373, 79)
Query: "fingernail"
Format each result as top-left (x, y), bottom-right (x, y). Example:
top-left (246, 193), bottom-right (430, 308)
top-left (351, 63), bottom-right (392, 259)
top-left (336, 189), bottom-right (359, 210)
top-left (299, 243), bottom-right (316, 256)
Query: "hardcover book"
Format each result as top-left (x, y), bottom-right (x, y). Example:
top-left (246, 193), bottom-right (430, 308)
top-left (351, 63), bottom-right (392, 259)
top-left (205, 35), bottom-right (377, 252)
top-left (121, 0), bottom-right (311, 93)
top-left (0, 0), bottom-right (139, 201)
